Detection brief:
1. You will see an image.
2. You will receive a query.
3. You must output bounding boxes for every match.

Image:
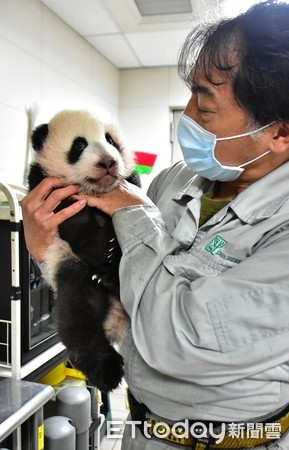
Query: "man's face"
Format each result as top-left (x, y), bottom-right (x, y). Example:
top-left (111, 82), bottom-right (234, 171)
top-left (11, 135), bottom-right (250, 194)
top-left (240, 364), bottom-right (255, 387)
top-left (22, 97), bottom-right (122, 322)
top-left (184, 68), bottom-right (272, 170)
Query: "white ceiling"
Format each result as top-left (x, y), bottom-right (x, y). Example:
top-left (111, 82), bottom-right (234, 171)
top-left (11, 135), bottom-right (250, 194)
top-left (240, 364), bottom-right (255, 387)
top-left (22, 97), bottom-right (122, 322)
top-left (41, 0), bottom-right (222, 69)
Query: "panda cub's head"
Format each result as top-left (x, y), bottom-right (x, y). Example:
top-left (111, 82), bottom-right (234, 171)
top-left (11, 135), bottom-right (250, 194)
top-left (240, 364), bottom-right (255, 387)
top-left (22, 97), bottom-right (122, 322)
top-left (30, 109), bottom-right (135, 194)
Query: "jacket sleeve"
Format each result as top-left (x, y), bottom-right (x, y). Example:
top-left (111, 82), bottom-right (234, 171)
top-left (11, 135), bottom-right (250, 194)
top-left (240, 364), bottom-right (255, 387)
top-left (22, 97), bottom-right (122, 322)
top-left (112, 204), bottom-right (289, 385)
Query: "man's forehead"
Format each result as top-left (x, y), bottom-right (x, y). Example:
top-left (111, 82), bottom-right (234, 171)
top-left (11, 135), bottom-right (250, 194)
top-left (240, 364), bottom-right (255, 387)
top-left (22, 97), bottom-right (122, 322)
top-left (190, 36), bottom-right (240, 87)
top-left (189, 65), bottom-right (229, 89)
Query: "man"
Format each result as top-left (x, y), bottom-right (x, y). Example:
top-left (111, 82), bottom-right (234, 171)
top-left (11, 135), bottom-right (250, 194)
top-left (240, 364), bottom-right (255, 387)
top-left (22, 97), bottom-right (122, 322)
top-left (22, 1), bottom-right (289, 448)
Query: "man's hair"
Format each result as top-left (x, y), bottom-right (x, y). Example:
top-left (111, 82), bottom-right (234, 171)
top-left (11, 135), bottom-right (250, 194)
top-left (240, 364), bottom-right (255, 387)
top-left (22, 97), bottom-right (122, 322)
top-left (178, 0), bottom-right (289, 125)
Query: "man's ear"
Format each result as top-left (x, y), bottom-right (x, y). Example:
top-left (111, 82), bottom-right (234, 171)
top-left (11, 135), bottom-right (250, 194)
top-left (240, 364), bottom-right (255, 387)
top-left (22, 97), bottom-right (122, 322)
top-left (31, 123), bottom-right (49, 152)
top-left (270, 122), bottom-right (289, 154)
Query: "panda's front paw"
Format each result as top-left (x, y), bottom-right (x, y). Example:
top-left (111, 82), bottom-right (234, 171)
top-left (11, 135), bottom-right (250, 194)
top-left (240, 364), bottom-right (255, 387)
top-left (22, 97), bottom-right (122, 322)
top-left (91, 270), bottom-right (119, 296)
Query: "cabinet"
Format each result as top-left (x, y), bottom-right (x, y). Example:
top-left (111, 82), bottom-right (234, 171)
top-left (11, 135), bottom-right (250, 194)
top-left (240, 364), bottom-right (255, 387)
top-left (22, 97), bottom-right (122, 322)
top-left (0, 181), bottom-right (66, 381)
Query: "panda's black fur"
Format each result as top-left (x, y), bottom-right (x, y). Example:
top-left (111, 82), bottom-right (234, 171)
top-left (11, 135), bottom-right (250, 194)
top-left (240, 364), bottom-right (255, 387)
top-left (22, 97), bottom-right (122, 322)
top-left (28, 108), bottom-right (140, 392)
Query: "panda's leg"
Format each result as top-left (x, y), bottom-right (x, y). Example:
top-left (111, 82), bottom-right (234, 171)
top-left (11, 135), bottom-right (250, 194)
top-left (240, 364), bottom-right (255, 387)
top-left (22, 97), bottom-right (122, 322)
top-left (55, 256), bottom-right (124, 392)
top-left (42, 236), bottom-right (73, 291)
top-left (103, 296), bottom-right (129, 346)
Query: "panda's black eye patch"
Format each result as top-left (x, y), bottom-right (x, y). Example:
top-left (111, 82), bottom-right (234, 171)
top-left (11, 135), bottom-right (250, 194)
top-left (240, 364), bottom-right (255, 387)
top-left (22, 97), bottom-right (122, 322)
top-left (68, 137), bottom-right (88, 164)
top-left (105, 133), bottom-right (120, 151)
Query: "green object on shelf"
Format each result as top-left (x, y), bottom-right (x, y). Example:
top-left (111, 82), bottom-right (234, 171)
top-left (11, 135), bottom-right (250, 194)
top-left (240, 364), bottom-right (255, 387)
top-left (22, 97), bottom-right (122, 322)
top-left (134, 164), bottom-right (154, 175)
top-left (134, 151), bottom-right (157, 176)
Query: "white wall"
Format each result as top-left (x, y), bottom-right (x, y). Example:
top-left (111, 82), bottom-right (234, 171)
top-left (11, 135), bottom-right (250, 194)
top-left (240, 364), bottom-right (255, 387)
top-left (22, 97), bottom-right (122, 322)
top-left (0, 0), bottom-right (119, 186)
top-left (119, 67), bottom-right (190, 190)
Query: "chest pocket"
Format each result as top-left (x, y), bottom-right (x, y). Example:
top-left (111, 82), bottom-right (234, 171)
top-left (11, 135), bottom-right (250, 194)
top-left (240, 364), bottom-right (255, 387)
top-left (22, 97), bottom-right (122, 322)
top-left (164, 224), bottom-right (254, 281)
top-left (163, 245), bottom-right (240, 281)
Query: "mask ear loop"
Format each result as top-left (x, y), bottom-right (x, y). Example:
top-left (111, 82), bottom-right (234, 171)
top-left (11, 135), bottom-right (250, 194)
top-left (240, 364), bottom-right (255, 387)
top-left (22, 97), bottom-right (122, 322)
top-left (216, 121), bottom-right (276, 141)
top-left (215, 121), bottom-right (274, 169)
top-left (238, 150), bottom-right (271, 168)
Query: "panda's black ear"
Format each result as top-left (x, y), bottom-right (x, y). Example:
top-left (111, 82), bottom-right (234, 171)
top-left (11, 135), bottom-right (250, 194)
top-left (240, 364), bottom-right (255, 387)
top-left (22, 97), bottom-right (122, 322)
top-left (31, 123), bottom-right (49, 152)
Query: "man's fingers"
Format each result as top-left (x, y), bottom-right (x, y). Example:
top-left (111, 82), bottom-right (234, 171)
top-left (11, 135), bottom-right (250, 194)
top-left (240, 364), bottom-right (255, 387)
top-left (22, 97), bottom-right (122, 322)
top-left (34, 177), bottom-right (66, 200)
top-left (22, 178), bottom-right (64, 206)
top-left (21, 178), bottom-right (79, 214)
top-left (40, 184), bottom-right (81, 215)
top-left (52, 199), bottom-right (87, 226)
top-left (21, 179), bottom-right (86, 233)
top-left (20, 178), bottom-right (86, 261)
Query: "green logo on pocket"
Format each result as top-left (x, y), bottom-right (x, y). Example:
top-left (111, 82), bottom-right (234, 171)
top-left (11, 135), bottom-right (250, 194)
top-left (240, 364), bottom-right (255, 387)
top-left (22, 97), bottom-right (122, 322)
top-left (205, 235), bottom-right (227, 255)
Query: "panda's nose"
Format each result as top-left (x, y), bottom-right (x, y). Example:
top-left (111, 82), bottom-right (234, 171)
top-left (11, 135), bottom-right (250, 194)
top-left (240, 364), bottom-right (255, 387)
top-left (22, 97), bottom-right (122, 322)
top-left (97, 159), bottom-right (116, 170)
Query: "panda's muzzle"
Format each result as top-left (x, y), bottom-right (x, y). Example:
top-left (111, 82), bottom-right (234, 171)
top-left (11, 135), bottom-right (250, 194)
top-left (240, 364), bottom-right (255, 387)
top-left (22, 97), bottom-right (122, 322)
top-left (83, 158), bottom-right (119, 189)
top-left (96, 159), bottom-right (116, 170)
top-left (85, 159), bottom-right (118, 186)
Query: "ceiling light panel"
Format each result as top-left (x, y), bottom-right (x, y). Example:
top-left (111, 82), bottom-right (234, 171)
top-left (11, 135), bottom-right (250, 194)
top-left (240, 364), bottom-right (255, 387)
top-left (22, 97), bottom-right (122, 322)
top-left (86, 34), bottom-right (140, 68)
top-left (134, 0), bottom-right (192, 16)
top-left (41, 0), bottom-right (121, 35)
top-left (126, 29), bottom-right (191, 66)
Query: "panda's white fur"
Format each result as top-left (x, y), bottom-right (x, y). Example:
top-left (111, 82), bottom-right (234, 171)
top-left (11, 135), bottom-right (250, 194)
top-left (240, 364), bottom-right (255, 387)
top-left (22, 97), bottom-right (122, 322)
top-left (35, 108), bottom-right (135, 194)
top-left (28, 108), bottom-right (138, 391)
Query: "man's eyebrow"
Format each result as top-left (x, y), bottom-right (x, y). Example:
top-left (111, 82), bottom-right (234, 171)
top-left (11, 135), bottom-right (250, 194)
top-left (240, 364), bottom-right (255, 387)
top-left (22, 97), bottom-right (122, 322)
top-left (191, 83), bottom-right (214, 96)
top-left (191, 81), bottom-right (225, 97)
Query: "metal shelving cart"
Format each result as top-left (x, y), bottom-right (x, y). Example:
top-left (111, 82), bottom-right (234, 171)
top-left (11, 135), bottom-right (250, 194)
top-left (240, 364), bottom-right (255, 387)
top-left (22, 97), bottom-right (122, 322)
top-left (0, 181), bottom-right (66, 380)
top-left (0, 182), bottom-right (103, 449)
top-left (0, 182), bottom-right (66, 449)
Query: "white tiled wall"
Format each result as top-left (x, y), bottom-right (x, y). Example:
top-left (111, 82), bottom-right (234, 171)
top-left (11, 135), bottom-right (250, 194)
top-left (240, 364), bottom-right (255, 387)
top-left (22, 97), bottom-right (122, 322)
top-left (119, 66), bottom-right (190, 191)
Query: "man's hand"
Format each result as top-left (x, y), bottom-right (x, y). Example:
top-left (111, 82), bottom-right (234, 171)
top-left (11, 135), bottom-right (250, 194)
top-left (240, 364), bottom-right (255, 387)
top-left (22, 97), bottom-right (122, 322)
top-left (21, 178), bottom-right (87, 261)
top-left (73, 180), bottom-right (153, 216)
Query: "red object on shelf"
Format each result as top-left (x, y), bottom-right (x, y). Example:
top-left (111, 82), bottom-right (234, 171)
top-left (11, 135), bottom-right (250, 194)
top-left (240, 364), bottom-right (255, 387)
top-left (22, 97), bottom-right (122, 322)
top-left (134, 151), bottom-right (157, 167)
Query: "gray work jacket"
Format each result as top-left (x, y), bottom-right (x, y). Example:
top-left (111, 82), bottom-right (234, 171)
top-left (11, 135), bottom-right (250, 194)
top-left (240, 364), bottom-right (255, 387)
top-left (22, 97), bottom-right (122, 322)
top-left (112, 161), bottom-right (289, 426)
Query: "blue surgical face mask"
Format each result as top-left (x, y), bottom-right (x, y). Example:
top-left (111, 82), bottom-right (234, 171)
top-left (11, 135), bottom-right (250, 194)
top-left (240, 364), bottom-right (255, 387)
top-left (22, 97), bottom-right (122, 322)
top-left (177, 113), bottom-right (274, 182)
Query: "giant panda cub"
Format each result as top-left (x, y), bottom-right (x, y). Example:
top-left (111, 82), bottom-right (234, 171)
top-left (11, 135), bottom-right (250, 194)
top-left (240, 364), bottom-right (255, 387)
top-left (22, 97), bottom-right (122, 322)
top-left (28, 108), bottom-right (140, 392)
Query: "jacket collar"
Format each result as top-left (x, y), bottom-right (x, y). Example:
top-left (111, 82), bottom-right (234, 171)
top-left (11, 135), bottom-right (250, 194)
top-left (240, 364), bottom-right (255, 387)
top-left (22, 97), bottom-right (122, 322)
top-left (172, 161), bottom-right (289, 225)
